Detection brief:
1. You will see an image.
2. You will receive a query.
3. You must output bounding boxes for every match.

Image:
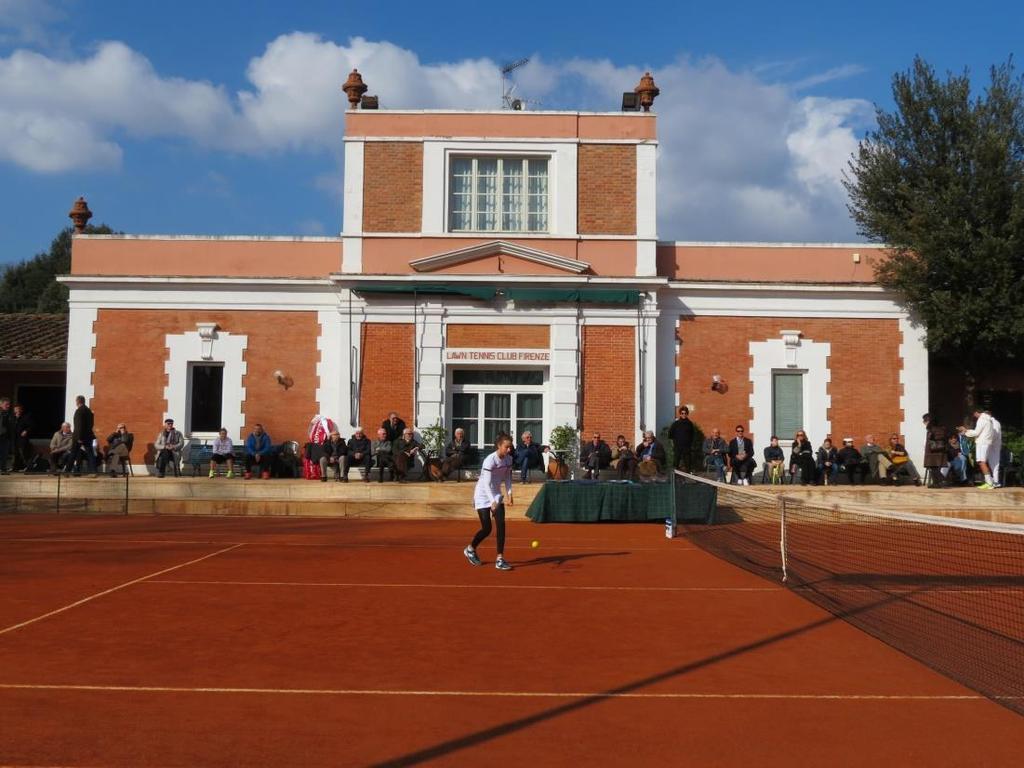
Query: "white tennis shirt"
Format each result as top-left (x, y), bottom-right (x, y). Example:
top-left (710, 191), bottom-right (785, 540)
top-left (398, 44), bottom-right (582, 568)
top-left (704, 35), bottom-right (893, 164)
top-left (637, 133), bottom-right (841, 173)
top-left (473, 451), bottom-right (513, 509)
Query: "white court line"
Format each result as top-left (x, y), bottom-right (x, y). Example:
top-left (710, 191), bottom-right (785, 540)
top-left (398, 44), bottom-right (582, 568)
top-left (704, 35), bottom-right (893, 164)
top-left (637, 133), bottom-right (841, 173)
top-left (0, 543), bottom-right (245, 637)
top-left (0, 682), bottom-right (1002, 701)
top-left (148, 579), bottom-right (780, 592)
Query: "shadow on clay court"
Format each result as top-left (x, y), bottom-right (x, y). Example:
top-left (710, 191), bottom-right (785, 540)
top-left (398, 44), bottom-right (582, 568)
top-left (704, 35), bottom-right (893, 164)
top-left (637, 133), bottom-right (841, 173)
top-left (512, 551), bottom-right (631, 569)
top-left (370, 587), bottom-right (942, 767)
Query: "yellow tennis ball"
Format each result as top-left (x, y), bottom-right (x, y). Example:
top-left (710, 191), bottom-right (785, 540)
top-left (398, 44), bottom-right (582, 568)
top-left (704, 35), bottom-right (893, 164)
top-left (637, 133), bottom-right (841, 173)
top-left (531, 540), bottom-right (540, 549)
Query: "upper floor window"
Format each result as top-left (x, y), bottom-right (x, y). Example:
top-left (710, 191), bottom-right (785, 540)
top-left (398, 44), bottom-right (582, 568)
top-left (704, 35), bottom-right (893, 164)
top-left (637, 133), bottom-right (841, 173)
top-left (449, 157), bottom-right (548, 233)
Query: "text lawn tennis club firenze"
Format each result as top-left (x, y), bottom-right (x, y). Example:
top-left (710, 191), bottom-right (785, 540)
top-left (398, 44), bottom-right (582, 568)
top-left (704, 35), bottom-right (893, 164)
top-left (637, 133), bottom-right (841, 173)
top-left (444, 349), bottom-right (551, 362)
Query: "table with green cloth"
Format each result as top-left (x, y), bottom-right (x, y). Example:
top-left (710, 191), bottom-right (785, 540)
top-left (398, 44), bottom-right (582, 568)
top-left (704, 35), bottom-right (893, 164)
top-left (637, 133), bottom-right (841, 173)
top-left (526, 480), bottom-right (673, 522)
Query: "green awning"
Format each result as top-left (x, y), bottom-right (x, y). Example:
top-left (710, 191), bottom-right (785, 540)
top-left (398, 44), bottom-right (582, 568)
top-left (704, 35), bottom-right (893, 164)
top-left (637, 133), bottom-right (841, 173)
top-left (505, 288), bottom-right (641, 305)
top-left (352, 284), bottom-right (641, 305)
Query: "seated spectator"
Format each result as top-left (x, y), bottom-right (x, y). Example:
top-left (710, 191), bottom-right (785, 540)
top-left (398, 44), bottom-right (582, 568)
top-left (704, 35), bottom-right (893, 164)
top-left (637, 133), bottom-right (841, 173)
top-left (885, 434), bottom-right (921, 485)
top-left (210, 428), bottom-right (234, 478)
top-left (244, 423), bottom-right (273, 479)
top-left (861, 435), bottom-right (886, 482)
top-left (791, 430), bottom-right (815, 485)
top-left (345, 428), bottom-right (372, 482)
top-left (12, 404), bottom-right (33, 472)
top-left (441, 427), bottom-right (474, 480)
top-left (372, 427), bottom-right (395, 482)
top-left (580, 432), bottom-right (612, 479)
top-left (104, 423), bottom-right (134, 477)
top-left (611, 435), bottom-right (637, 481)
top-left (154, 418), bottom-right (184, 478)
top-left (382, 412), bottom-right (406, 444)
top-left (702, 428), bottom-right (728, 482)
top-left (49, 422), bottom-right (74, 474)
top-left (393, 427), bottom-right (424, 482)
top-left (513, 431), bottom-right (544, 483)
top-left (817, 438), bottom-right (839, 485)
top-left (763, 436), bottom-right (785, 484)
top-left (637, 430), bottom-right (666, 479)
top-left (728, 425), bottom-right (755, 485)
top-left (941, 433), bottom-right (968, 485)
top-left (838, 438), bottom-right (866, 485)
top-left (320, 429), bottom-right (347, 482)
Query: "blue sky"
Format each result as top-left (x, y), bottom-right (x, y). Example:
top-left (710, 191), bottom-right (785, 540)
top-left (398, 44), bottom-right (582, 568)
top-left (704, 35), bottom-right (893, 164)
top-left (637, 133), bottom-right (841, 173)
top-left (0, 0), bottom-right (1020, 264)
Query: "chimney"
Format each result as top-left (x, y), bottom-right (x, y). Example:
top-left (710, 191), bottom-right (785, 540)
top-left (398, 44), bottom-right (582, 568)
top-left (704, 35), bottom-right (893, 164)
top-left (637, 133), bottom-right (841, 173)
top-left (634, 72), bottom-right (660, 112)
top-left (342, 69), bottom-right (368, 109)
top-left (68, 196), bottom-right (93, 233)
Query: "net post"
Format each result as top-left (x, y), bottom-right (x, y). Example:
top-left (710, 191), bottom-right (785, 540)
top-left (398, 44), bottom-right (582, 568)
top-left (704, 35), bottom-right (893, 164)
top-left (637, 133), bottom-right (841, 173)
top-left (778, 496), bottom-right (788, 583)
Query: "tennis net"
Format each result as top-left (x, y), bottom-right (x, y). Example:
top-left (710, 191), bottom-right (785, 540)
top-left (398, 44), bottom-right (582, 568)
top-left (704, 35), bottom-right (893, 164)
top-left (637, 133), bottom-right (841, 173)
top-left (674, 470), bottom-right (1024, 715)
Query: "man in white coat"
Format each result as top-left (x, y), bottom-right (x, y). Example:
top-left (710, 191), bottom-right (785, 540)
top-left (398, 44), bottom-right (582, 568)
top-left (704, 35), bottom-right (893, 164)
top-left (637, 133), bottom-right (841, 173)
top-left (959, 408), bottom-right (1002, 489)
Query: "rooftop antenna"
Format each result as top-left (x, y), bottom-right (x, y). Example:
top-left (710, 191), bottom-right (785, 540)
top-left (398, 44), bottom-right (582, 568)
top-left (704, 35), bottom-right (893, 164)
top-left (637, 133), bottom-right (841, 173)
top-left (501, 57), bottom-right (529, 110)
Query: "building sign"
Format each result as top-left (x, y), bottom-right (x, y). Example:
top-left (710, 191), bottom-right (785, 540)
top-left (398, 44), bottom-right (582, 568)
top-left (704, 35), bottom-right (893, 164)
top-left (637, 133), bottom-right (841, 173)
top-left (444, 348), bottom-right (550, 363)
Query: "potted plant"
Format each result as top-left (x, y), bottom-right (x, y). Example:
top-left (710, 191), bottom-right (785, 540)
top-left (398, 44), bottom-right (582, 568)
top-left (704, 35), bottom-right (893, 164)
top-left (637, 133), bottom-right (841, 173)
top-left (419, 421), bottom-right (448, 481)
top-left (546, 423), bottom-right (579, 480)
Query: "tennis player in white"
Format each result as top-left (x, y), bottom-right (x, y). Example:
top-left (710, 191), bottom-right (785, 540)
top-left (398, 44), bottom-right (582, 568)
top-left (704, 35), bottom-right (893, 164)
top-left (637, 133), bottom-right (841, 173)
top-left (960, 408), bottom-right (1002, 489)
top-left (464, 433), bottom-right (514, 570)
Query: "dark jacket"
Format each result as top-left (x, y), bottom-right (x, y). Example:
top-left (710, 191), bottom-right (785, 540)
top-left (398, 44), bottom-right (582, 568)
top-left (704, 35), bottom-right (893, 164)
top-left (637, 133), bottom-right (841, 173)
top-left (580, 439), bottom-right (612, 468)
top-left (702, 436), bottom-right (727, 458)
top-left (764, 445), bottom-right (785, 462)
top-left (667, 417), bottom-right (695, 452)
top-left (638, 438), bottom-right (666, 471)
top-left (106, 431), bottom-right (134, 452)
top-left (382, 418), bottom-right (406, 444)
top-left (923, 424), bottom-right (947, 468)
top-left (322, 437), bottom-right (347, 459)
top-left (13, 412), bottom-right (33, 439)
top-left (514, 442), bottom-right (543, 467)
top-left (445, 439), bottom-right (476, 462)
top-left (791, 438), bottom-right (813, 463)
top-left (838, 446), bottom-right (863, 467)
top-left (72, 404), bottom-right (94, 444)
top-left (728, 437), bottom-right (754, 466)
top-left (394, 436), bottom-right (423, 457)
top-left (347, 435), bottom-right (371, 456)
top-left (817, 446), bottom-right (838, 468)
top-left (0, 408), bottom-right (11, 438)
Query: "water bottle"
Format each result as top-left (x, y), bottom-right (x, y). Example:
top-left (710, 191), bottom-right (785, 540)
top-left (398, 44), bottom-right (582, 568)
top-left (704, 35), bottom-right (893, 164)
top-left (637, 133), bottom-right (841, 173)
top-left (664, 517), bottom-right (675, 539)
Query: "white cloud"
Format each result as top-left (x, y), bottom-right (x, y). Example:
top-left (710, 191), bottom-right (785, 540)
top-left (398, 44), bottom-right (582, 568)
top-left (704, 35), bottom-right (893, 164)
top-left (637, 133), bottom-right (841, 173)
top-left (0, 0), bottom-right (65, 46)
top-left (0, 34), bottom-right (872, 240)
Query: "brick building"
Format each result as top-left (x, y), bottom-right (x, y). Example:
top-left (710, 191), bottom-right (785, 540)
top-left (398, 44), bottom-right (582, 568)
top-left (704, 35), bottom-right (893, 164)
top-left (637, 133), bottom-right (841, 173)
top-left (60, 71), bottom-right (929, 471)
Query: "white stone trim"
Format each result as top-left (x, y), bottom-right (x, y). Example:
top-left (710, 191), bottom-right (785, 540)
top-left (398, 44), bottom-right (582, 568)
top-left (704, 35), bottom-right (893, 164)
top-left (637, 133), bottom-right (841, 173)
top-left (353, 136), bottom-right (657, 145)
top-left (656, 312), bottom-right (679, 431)
top-left (74, 234), bottom-right (342, 243)
top-left (636, 144), bottom-right (657, 240)
top-left (65, 306), bottom-right (98, 418)
top-left (899, 316), bottom-right (930, 469)
top-left (662, 290), bottom-right (906, 319)
top-left (316, 309), bottom-right (344, 429)
top-left (335, 273), bottom-right (666, 287)
top-left (341, 237), bottom-right (362, 274)
top-left (65, 287), bottom-right (340, 312)
top-left (749, 334), bottom-right (831, 448)
top-left (663, 240), bottom-right (886, 249)
top-left (343, 140), bottom-right (364, 236)
top-left (636, 240), bottom-right (657, 277)
top-left (357, 232), bottom-right (642, 240)
top-left (409, 240), bottom-right (590, 274)
top-left (164, 329), bottom-right (247, 442)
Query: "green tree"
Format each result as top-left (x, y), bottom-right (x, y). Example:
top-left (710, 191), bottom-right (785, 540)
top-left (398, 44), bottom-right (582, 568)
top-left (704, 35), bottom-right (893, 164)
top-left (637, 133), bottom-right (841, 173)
top-left (844, 57), bottom-right (1024, 408)
top-left (0, 224), bottom-right (115, 314)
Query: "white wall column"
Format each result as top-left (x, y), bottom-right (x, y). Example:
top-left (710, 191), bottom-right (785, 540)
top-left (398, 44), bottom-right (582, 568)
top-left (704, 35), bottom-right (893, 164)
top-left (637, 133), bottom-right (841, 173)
top-left (65, 304), bottom-right (97, 419)
top-left (749, 333), bottom-right (831, 448)
top-left (316, 308), bottom-right (344, 427)
top-left (638, 293), bottom-right (660, 434)
top-left (549, 316), bottom-right (581, 439)
top-left (342, 139), bottom-right (364, 273)
top-left (654, 297), bottom-right (678, 435)
top-left (899, 315), bottom-right (930, 470)
top-left (415, 302), bottom-right (446, 429)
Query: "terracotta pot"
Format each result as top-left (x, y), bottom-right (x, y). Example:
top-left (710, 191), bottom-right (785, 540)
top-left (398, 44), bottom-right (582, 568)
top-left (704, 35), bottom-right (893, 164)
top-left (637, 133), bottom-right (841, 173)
top-left (547, 457), bottom-right (570, 480)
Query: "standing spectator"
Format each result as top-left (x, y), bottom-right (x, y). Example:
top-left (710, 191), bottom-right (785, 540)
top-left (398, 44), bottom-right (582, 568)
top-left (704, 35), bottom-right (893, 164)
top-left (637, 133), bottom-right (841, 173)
top-left (702, 428), bottom-right (728, 482)
top-left (441, 427), bottom-right (473, 481)
top-left (381, 412), bottom-right (406, 444)
top-left (838, 438), bottom-right (866, 485)
top-left (513, 431), bottom-right (543, 483)
top-left (345, 427), bottom-right (372, 482)
top-left (0, 397), bottom-right (12, 474)
top-left (922, 413), bottom-right (948, 486)
top-left (393, 427), bottom-right (424, 482)
top-left (244, 423), bottom-right (272, 479)
top-left (49, 422), bottom-right (74, 474)
top-left (210, 428), bottom-right (235, 478)
top-left (580, 432), bottom-right (611, 479)
top-left (104, 423), bottom-right (134, 477)
top-left (727, 425), bottom-right (755, 485)
top-left (71, 395), bottom-right (97, 476)
top-left (154, 418), bottom-right (184, 478)
top-left (763, 436), bottom-right (786, 484)
top-left (791, 430), bottom-right (815, 485)
top-left (12, 404), bottom-right (34, 471)
top-left (372, 427), bottom-right (395, 482)
top-left (817, 438), bottom-right (839, 485)
top-left (319, 430), bottom-right (347, 482)
top-left (959, 408), bottom-right (1002, 489)
top-left (668, 406), bottom-right (695, 472)
top-left (611, 435), bottom-right (637, 481)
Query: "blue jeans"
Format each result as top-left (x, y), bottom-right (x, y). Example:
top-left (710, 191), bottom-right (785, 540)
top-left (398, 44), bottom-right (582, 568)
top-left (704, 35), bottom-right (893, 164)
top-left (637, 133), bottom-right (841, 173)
top-left (948, 455), bottom-right (967, 482)
top-left (516, 455), bottom-right (532, 482)
top-left (706, 454), bottom-right (725, 481)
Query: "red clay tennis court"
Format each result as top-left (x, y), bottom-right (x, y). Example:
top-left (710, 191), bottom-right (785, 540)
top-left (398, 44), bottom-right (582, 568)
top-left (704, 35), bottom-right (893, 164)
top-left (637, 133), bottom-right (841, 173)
top-left (1, 512), bottom-right (1022, 766)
